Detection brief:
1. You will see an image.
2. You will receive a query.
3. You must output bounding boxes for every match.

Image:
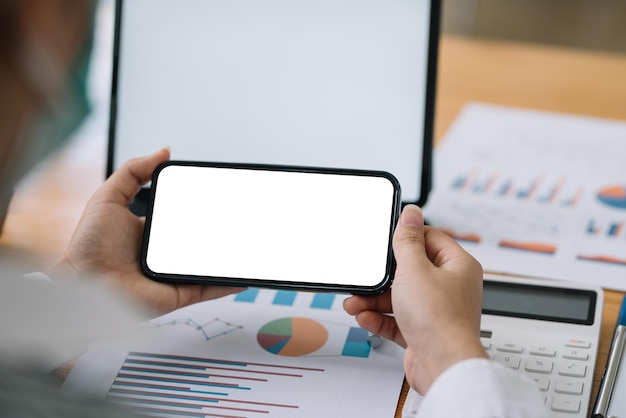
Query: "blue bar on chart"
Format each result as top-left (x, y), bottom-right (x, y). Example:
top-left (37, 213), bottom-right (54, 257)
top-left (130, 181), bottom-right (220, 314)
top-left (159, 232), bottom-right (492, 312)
top-left (273, 291), bottom-right (297, 306)
top-left (496, 179), bottom-right (513, 197)
top-left (472, 179), bottom-right (486, 194)
top-left (234, 288), bottom-right (259, 303)
top-left (341, 327), bottom-right (371, 358)
top-left (516, 178), bottom-right (541, 200)
top-left (451, 174), bottom-right (468, 190)
top-left (310, 293), bottom-right (335, 310)
top-left (608, 222), bottom-right (623, 237)
top-left (560, 187), bottom-right (584, 207)
top-left (472, 173), bottom-right (498, 194)
top-left (538, 184), bottom-right (558, 203)
top-left (587, 220), bottom-right (600, 235)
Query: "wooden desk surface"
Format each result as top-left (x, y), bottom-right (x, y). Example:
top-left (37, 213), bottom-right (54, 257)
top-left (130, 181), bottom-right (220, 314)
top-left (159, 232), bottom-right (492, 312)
top-left (1, 34), bottom-right (625, 416)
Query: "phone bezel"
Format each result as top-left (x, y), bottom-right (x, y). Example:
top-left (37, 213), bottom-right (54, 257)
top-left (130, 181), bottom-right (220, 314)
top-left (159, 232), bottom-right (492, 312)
top-left (141, 161), bottom-right (402, 294)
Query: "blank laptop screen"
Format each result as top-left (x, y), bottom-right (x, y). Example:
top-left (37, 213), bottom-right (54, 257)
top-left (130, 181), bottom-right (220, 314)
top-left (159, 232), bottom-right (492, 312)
top-left (110, 0), bottom-right (437, 203)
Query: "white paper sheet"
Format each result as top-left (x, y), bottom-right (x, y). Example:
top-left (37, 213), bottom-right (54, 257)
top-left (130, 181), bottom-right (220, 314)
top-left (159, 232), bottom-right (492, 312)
top-left (62, 289), bottom-right (405, 418)
top-left (424, 102), bottom-right (626, 291)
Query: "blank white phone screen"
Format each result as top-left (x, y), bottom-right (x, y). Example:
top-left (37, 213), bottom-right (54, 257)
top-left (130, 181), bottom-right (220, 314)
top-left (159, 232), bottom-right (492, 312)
top-left (113, 0), bottom-right (432, 202)
top-left (145, 165), bottom-right (397, 287)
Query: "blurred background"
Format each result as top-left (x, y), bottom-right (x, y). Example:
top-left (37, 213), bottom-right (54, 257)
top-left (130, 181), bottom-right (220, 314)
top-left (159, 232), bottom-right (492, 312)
top-left (3, 0), bottom-right (625, 261)
top-left (442, 0), bottom-right (626, 53)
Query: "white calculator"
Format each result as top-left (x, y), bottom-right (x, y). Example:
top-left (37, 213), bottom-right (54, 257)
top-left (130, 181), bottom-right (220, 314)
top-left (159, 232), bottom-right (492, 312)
top-left (402, 274), bottom-right (604, 418)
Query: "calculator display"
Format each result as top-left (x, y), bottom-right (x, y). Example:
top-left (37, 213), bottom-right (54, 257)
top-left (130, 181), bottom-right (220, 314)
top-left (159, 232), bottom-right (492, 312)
top-left (482, 280), bottom-right (596, 325)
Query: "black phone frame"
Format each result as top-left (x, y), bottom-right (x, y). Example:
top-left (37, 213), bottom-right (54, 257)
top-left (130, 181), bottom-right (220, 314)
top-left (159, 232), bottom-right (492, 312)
top-left (141, 161), bottom-right (401, 294)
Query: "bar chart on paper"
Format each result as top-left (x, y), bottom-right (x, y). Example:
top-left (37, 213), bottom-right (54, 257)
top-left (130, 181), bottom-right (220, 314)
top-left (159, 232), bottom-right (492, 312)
top-left (63, 289), bottom-right (405, 418)
top-left (107, 351), bottom-right (322, 416)
top-left (449, 170), bottom-right (584, 208)
top-left (424, 103), bottom-right (626, 290)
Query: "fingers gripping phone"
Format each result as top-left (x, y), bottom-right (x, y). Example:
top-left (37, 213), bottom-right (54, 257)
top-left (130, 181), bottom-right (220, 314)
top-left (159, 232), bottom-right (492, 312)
top-left (141, 162), bottom-right (401, 294)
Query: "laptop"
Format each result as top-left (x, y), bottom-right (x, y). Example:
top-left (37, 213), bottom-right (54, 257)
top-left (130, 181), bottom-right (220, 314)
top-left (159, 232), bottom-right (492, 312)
top-left (107, 0), bottom-right (441, 215)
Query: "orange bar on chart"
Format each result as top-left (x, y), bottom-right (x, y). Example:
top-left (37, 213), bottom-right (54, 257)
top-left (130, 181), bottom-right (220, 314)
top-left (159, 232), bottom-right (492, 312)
top-left (498, 239), bottom-right (557, 255)
top-left (577, 254), bottom-right (626, 267)
top-left (441, 228), bottom-right (481, 243)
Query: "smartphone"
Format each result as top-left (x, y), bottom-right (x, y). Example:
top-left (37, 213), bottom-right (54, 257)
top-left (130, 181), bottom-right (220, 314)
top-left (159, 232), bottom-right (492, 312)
top-left (141, 161), bottom-right (401, 294)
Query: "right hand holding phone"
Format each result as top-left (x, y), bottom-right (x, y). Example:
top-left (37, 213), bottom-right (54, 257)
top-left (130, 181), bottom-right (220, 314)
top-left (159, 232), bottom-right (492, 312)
top-left (343, 205), bottom-right (487, 394)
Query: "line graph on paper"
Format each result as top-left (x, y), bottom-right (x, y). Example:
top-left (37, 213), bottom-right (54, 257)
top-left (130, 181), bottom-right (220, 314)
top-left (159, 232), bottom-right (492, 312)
top-left (151, 318), bottom-right (243, 341)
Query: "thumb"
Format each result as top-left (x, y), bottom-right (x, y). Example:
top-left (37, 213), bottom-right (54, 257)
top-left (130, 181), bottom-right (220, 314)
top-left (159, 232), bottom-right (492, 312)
top-left (392, 205), bottom-right (431, 277)
top-left (94, 148), bottom-right (171, 206)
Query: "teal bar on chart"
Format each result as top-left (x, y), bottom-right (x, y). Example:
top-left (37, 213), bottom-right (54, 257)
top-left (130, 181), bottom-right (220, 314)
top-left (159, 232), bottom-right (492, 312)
top-left (341, 327), bottom-right (371, 358)
top-left (272, 291), bottom-right (297, 306)
top-left (234, 288), bottom-right (259, 303)
top-left (311, 293), bottom-right (335, 310)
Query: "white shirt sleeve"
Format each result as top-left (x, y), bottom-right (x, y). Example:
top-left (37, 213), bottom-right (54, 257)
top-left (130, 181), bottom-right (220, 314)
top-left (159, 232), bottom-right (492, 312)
top-left (416, 358), bottom-right (548, 418)
top-left (21, 272), bottom-right (55, 283)
top-left (2, 273), bottom-right (146, 372)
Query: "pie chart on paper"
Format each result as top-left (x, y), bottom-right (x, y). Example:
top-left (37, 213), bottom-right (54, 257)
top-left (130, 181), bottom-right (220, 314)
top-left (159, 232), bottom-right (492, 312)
top-left (597, 185), bottom-right (626, 209)
top-left (257, 317), bottom-right (328, 356)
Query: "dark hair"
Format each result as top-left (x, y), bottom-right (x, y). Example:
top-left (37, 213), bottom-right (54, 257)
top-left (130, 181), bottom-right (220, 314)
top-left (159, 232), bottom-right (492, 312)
top-left (0, 0), bottom-right (19, 69)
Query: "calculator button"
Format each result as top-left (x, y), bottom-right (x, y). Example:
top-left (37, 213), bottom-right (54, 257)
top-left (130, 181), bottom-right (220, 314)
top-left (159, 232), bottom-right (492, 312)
top-left (565, 339), bottom-right (591, 349)
top-left (558, 362), bottom-right (587, 378)
top-left (494, 353), bottom-right (521, 369)
top-left (561, 349), bottom-right (589, 361)
top-left (529, 346), bottom-right (556, 357)
top-left (551, 396), bottom-right (580, 413)
top-left (525, 357), bottom-right (554, 374)
top-left (555, 379), bottom-right (584, 395)
top-left (526, 374), bottom-right (550, 391)
top-left (496, 343), bottom-right (524, 353)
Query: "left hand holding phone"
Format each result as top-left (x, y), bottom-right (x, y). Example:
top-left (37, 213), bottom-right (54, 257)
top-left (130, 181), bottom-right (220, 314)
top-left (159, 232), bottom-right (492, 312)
top-left (48, 148), bottom-right (242, 315)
